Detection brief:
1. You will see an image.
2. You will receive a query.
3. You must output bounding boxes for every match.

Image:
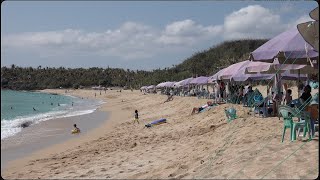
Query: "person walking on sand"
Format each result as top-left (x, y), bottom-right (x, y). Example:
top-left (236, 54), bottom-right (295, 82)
top-left (133, 110), bottom-right (139, 124)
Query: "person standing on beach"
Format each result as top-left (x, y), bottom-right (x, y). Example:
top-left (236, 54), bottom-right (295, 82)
top-left (214, 82), bottom-right (220, 103)
top-left (133, 110), bottom-right (139, 124)
top-left (95, 92), bottom-right (97, 97)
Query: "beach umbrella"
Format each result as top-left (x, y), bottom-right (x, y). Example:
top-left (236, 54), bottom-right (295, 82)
top-left (163, 82), bottom-right (176, 88)
top-left (147, 85), bottom-right (156, 89)
top-left (231, 60), bottom-right (308, 82)
top-left (208, 68), bottom-right (225, 83)
top-left (245, 58), bottom-right (318, 75)
top-left (310, 7), bottom-right (319, 21)
top-left (190, 76), bottom-right (209, 85)
top-left (208, 60), bottom-right (251, 82)
top-left (140, 86), bottom-right (147, 90)
top-left (249, 27), bottom-right (318, 65)
top-left (173, 78), bottom-right (193, 88)
top-left (297, 21), bottom-right (319, 52)
top-left (156, 82), bottom-right (166, 88)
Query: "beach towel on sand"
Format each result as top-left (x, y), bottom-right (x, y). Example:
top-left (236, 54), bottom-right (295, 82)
top-left (145, 118), bottom-right (167, 128)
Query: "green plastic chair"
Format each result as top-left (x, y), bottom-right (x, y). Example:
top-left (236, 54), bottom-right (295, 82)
top-left (295, 111), bottom-right (312, 140)
top-left (224, 107), bottom-right (237, 123)
top-left (278, 105), bottom-right (311, 142)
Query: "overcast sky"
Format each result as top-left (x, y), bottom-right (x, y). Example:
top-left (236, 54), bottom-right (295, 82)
top-left (1, 1), bottom-right (317, 70)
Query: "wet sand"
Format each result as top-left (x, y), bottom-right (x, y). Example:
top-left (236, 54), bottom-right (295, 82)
top-left (1, 110), bottom-right (108, 169)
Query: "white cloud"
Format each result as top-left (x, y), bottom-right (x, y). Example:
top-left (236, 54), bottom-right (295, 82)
top-left (1, 4), bottom-right (313, 66)
top-left (2, 20), bottom-right (223, 60)
top-left (223, 5), bottom-right (283, 39)
top-left (157, 19), bottom-right (222, 45)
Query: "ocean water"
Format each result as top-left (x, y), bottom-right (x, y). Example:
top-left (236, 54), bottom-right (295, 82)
top-left (1, 90), bottom-right (104, 140)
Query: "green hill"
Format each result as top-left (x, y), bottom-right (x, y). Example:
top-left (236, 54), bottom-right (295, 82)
top-left (1, 39), bottom-right (268, 90)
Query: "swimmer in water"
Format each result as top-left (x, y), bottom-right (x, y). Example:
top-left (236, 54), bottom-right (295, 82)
top-left (33, 107), bottom-right (36, 111)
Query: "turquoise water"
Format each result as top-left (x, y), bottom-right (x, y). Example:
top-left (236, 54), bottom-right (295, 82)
top-left (1, 90), bottom-right (72, 121)
top-left (1, 90), bottom-right (104, 139)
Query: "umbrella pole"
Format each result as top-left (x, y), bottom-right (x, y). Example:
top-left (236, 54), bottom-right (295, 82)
top-left (298, 69), bottom-right (300, 97)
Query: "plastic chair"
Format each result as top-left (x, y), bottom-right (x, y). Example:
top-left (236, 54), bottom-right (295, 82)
top-left (278, 105), bottom-right (311, 142)
top-left (295, 111), bottom-right (312, 140)
top-left (253, 97), bottom-right (268, 118)
top-left (224, 107), bottom-right (237, 123)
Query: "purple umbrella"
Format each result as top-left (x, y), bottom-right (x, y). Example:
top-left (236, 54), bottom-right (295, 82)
top-left (140, 86), bottom-right (147, 90)
top-left (147, 85), bottom-right (156, 89)
top-left (246, 59), bottom-right (318, 75)
top-left (156, 82), bottom-right (166, 88)
top-left (233, 63), bottom-right (308, 82)
top-left (189, 76), bottom-right (209, 85)
top-left (208, 60), bottom-right (250, 82)
top-left (164, 82), bottom-right (176, 88)
top-left (174, 78), bottom-right (193, 87)
top-left (250, 27), bottom-right (318, 65)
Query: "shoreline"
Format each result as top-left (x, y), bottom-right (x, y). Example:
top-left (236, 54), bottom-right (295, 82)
top-left (1, 89), bottom-right (107, 168)
top-left (2, 88), bottom-right (318, 179)
top-left (2, 89), bottom-right (133, 178)
top-left (1, 109), bottom-right (108, 169)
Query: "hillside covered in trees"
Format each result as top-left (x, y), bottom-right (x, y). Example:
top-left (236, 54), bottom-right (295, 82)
top-left (1, 39), bottom-right (268, 90)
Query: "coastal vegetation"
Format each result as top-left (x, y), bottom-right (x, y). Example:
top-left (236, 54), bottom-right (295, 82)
top-left (1, 39), bottom-right (268, 90)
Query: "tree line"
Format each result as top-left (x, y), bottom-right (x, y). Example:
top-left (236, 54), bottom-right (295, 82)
top-left (1, 39), bottom-right (268, 90)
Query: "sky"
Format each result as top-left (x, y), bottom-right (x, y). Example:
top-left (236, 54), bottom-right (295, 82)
top-left (1, 1), bottom-right (318, 70)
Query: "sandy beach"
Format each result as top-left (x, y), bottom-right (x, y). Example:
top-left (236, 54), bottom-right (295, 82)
top-left (1, 88), bottom-right (318, 179)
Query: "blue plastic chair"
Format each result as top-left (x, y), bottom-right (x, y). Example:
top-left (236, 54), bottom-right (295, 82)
top-left (253, 96), bottom-right (268, 118)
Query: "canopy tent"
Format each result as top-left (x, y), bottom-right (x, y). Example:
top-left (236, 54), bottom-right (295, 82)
top-left (189, 76), bottom-right (209, 85)
top-left (173, 77), bottom-right (193, 87)
top-left (249, 27), bottom-right (318, 65)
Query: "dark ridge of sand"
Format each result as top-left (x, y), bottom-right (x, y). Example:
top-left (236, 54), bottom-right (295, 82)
top-left (1, 110), bottom-right (108, 169)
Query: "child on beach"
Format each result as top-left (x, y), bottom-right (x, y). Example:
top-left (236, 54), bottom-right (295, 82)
top-left (72, 124), bottom-right (81, 134)
top-left (133, 110), bottom-right (139, 124)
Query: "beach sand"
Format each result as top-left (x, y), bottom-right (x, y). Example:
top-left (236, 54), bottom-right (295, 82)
top-left (1, 87), bottom-right (318, 179)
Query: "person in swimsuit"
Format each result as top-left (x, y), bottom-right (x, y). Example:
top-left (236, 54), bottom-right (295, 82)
top-left (191, 101), bottom-right (214, 115)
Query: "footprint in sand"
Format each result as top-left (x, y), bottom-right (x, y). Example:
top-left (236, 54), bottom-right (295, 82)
top-left (101, 168), bottom-right (107, 172)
